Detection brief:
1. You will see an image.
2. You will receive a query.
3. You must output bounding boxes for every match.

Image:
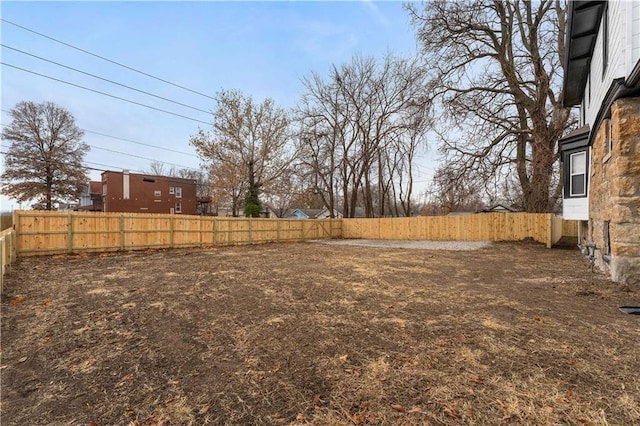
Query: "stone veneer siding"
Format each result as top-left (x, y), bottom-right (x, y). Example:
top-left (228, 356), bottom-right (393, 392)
top-left (589, 97), bottom-right (640, 285)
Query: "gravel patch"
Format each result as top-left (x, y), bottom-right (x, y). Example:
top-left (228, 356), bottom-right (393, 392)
top-left (314, 239), bottom-right (492, 251)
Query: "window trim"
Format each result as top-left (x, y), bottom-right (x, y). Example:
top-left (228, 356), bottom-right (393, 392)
top-left (175, 187), bottom-right (182, 198)
top-left (154, 190), bottom-right (161, 197)
top-left (175, 202), bottom-right (182, 213)
top-left (169, 186), bottom-right (175, 195)
top-left (569, 151), bottom-right (587, 197)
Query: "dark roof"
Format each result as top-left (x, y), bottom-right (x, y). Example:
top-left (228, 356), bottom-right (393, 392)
top-left (563, 1), bottom-right (607, 107)
top-left (559, 125), bottom-right (590, 156)
top-left (479, 204), bottom-right (521, 213)
top-left (560, 125), bottom-right (590, 140)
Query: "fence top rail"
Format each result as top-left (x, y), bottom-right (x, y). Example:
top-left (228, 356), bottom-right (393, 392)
top-left (13, 210), bottom-right (339, 221)
top-left (0, 228), bottom-right (15, 239)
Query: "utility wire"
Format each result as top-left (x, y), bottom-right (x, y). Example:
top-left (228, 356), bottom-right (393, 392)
top-left (1, 44), bottom-right (212, 115)
top-left (1, 150), bottom-right (142, 174)
top-left (90, 145), bottom-right (197, 171)
top-left (1, 18), bottom-right (216, 101)
top-left (1, 62), bottom-right (212, 125)
top-left (1, 110), bottom-right (199, 158)
top-left (83, 130), bottom-right (199, 158)
top-left (1, 150), bottom-right (214, 189)
top-left (1, 130), bottom-right (198, 172)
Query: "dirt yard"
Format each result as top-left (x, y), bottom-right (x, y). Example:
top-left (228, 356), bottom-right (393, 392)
top-left (1, 241), bottom-right (639, 425)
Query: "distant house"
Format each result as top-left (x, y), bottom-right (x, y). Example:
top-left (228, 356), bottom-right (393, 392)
top-left (78, 181), bottom-right (103, 211)
top-left (478, 204), bottom-right (521, 213)
top-left (559, 1), bottom-right (640, 283)
top-left (101, 170), bottom-right (197, 215)
top-left (287, 208), bottom-right (343, 219)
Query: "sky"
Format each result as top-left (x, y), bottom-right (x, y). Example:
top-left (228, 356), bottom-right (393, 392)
top-left (0, 0), bottom-right (437, 211)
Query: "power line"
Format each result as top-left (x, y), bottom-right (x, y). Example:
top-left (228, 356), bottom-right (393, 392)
top-left (1, 62), bottom-right (212, 125)
top-left (1, 129), bottom-right (197, 172)
top-left (83, 130), bottom-right (198, 158)
top-left (1, 149), bottom-right (142, 174)
top-left (1, 44), bottom-right (212, 115)
top-left (1, 150), bottom-right (212, 189)
top-left (1, 18), bottom-right (216, 101)
top-left (90, 145), bottom-right (197, 171)
top-left (1, 109), bottom-right (199, 158)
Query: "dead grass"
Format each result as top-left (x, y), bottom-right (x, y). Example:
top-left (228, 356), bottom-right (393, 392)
top-left (1, 241), bottom-right (639, 425)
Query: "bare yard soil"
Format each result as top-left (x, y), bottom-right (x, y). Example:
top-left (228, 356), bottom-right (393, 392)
top-left (1, 241), bottom-right (639, 425)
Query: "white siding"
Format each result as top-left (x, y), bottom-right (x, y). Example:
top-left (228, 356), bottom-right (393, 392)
top-left (584, 1), bottom-right (627, 126)
top-left (562, 197), bottom-right (589, 221)
top-left (633, 1), bottom-right (640, 64)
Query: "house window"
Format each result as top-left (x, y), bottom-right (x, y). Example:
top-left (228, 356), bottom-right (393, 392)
top-left (175, 202), bottom-right (182, 213)
top-left (154, 190), bottom-right (161, 197)
top-left (175, 187), bottom-right (182, 198)
top-left (169, 187), bottom-right (175, 195)
top-left (602, 3), bottom-right (609, 77)
top-left (570, 152), bottom-right (587, 197)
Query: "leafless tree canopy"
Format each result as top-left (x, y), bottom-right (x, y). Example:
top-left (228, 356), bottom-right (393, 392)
top-left (297, 54), bottom-right (432, 218)
top-left (408, 0), bottom-right (574, 212)
top-left (422, 168), bottom-right (486, 215)
top-left (1, 101), bottom-right (89, 210)
top-left (190, 90), bottom-right (296, 216)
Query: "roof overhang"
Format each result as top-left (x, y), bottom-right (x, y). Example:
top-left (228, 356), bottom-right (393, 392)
top-left (563, 1), bottom-right (607, 107)
top-left (558, 125), bottom-right (590, 157)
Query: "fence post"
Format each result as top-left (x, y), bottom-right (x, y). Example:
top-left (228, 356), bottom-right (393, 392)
top-left (67, 212), bottom-right (74, 254)
top-left (249, 218), bottom-right (253, 243)
top-left (170, 216), bottom-right (175, 248)
top-left (277, 219), bottom-right (281, 242)
top-left (12, 211), bottom-right (18, 258)
top-left (213, 217), bottom-right (218, 245)
top-left (10, 229), bottom-right (15, 265)
top-left (119, 214), bottom-right (125, 251)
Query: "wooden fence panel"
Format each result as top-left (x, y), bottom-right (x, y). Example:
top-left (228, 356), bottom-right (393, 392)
top-left (342, 213), bottom-right (556, 246)
top-left (73, 213), bottom-right (121, 252)
top-left (563, 220), bottom-right (579, 237)
top-left (10, 210), bottom-right (578, 258)
top-left (12, 211), bottom-right (341, 256)
top-left (1, 227), bottom-right (17, 292)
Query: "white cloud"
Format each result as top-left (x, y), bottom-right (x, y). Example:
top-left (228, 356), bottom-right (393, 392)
top-left (361, 0), bottom-right (390, 29)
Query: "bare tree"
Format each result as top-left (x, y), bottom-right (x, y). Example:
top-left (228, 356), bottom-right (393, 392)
top-left (298, 54), bottom-right (432, 218)
top-left (1, 101), bottom-right (89, 210)
top-left (144, 160), bottom-right (169, 176)
top-left (261, 165), bottom-right (308, 217)
top-left (190, 90), bottom-right (296, 217)
top-left (408, 0), bottom-right (574, 212)
top-left (426, 168), bottom-right (486, 215)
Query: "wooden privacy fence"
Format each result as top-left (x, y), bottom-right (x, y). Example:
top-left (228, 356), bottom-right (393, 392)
top-left (13, 210), bottom-right (342, 256)
top-left (8, 210), bottom-right (577, 259)
top-left (1, 227), bottom-right (17, 293)
top-left (343, 213), bottom-right (572, 248)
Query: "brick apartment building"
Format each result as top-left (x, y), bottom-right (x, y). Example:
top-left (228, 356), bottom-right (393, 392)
top-left (101, 170), bottom-right (197, 215)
